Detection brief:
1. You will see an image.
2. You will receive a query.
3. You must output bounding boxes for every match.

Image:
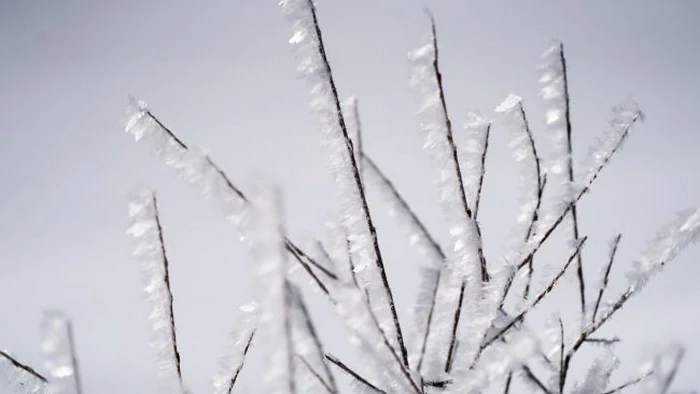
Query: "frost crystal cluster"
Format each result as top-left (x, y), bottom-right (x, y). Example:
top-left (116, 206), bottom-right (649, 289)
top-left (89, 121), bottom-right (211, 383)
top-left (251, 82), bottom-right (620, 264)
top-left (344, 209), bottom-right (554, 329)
top-left (2, 1), bottom-right (698, 394)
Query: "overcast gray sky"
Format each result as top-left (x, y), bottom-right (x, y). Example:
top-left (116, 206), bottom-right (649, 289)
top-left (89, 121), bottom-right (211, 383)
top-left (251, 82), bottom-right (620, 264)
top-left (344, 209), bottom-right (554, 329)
top-left (1, 1), bottom-right (699, 393)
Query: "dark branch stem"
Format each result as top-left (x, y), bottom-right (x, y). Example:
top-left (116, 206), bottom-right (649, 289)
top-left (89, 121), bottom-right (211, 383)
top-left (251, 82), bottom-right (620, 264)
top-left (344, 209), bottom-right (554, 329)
top-left (444, 280), bottom-right (466, 373)
top-left (65, 320), bottom-right (84, 394)
top-left (473, 123), bottom-right (491, 219)
top-left (515, 115), bottom-right (639, 272)
top-left (224, 329), bottom-right (255, 394)
top-left (522, 364), bottom-right (553, 394)
top-left (426, 9), bottom-right (488, 283)
top-left (325, 354), bottom-right (387, 394)
top-left (593, 234), bottom-right (622, 322)
top-left (290, 285), bottom-right (338, 393)
top-left (152, 194), bottom-right (184, 389)
top-left (603, 371), bottom-right (652, 394)
top-left (298, 355), bottom-right (334, 394)
top-left (0, 350), bottom-right (48, 384)
top-left (558, 43), bottom-right (587, 318)
top-left (306, 0), bottom-right (408, 367)
top-left (484, 237), bottom-right (587, 348)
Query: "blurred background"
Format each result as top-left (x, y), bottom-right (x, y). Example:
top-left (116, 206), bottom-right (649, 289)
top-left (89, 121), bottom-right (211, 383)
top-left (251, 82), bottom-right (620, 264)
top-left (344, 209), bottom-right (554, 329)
top-left (1, 1), bottom-right (699, 392)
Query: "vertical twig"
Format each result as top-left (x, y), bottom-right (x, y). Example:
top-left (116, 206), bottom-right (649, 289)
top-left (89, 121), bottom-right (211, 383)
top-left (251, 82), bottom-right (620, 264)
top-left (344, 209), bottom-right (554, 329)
top-left (65, 320), bottom-right (83, 394)
top-left (152, 194), bottom-right (184, 389)
top-left (473, 123), bottom-right (491, 220)
top-left (426, 10), bottom-right (489, 282)
top-left (305, 0), bottom-right (409, 367)
top-left (593, 234), bottom-right (622, 322)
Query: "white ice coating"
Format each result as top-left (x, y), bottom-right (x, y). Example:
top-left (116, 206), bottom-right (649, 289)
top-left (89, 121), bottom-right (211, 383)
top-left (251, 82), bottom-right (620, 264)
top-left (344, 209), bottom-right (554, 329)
top-left (495, 95), bottom-right (542, 237)
top-left (0, 351), bottom-right (47, 394)
top-left (280, 0), bottom-right (403, 371)
top-left (126, 192), bottom-right (184, 394)
top-left (124, 98), bottom-right (249, 232)
top-left (245, 183), bottom-right (294, 394)
top-left (212, 302), bottom-right (259, 394)
top-left (408, 25), bottom-right (487, 380)
top-left (40, 312), bottom-right (79, 394)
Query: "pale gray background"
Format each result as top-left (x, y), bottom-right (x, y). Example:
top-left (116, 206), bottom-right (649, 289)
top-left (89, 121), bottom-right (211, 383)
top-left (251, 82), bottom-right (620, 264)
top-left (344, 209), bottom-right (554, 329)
top-left (1, 1), bottom-right (699, 393)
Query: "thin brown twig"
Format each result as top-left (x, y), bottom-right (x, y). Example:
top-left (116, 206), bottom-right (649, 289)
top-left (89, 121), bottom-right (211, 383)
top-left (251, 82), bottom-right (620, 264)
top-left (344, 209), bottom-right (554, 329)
top-left (502, 372), bottom-right (513, 394)
top-left (473, 123), bottom-right (491, 219)
top-left (425, 9), bottom-right (489, 283)
top-left (515, 115), bottom-right (640, 273)
top-left (289, 285), bottom-right (338, 393)
top-left (224, 328), bottom-right (255, 394)
top-left (660, 347), bottom-right (684, 394)
top-left (603, 371), bottom-right (652, 394)
top-left (593, 234), bottom-right (622, 323)
top-left (522, 364), bottom-right (553, 394)
top-left (298, 355), bottom-right (335, 394)
top-left (152, 194), bottom-right (184, 389)
top-left (0, 350), bottom-right (48, 384)
top-left (143, 111), bottom-right (336, 295)
top-left (444, 281), bottom-right (466, 373)
top-left (557, 43), bottom-right (587, 318)
top-left (416, 268), bottom-right (441, 373)
top-left (325, 354), bottom-right (387, 394)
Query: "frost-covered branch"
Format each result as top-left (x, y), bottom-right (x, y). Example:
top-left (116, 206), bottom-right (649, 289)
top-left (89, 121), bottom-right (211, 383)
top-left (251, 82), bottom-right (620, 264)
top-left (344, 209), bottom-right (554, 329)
top-left (484, 237), bottom-right (587, 348)
top-left (603, 371), bottom-right (652, 394)
top-left (124, 102), bottom-right (334, 296)
top-left (126, 192), bottom-right (185, 393)
top-left (325, 354), bottom-right (387, 394)
top-left (461, 112), bottom-right (492, 220)
top-left (514, 101), bottom-right (643, 272)
top-left (410, 10), bottom-right (488, 283)
top-left (0, 350), bottom-right (47, 394)
top-left (638, 343), bottom-right (684, 394)
top-left (288, 284), bottom-right (338, 393)
top-left (495, 95), bottom-right (545, 302)
top-left (212, 302), bottom-right (258, 394)
top-left (592, 234), bottom-right (622, 323)
top-left (280, 0), bottom-right (408, 368)
top-left (539, 42), bottom-right (586, 317)
top-left (40, 311), bottom-right (83, 394)
top-left (246, 183), bottom-right (295, 394)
